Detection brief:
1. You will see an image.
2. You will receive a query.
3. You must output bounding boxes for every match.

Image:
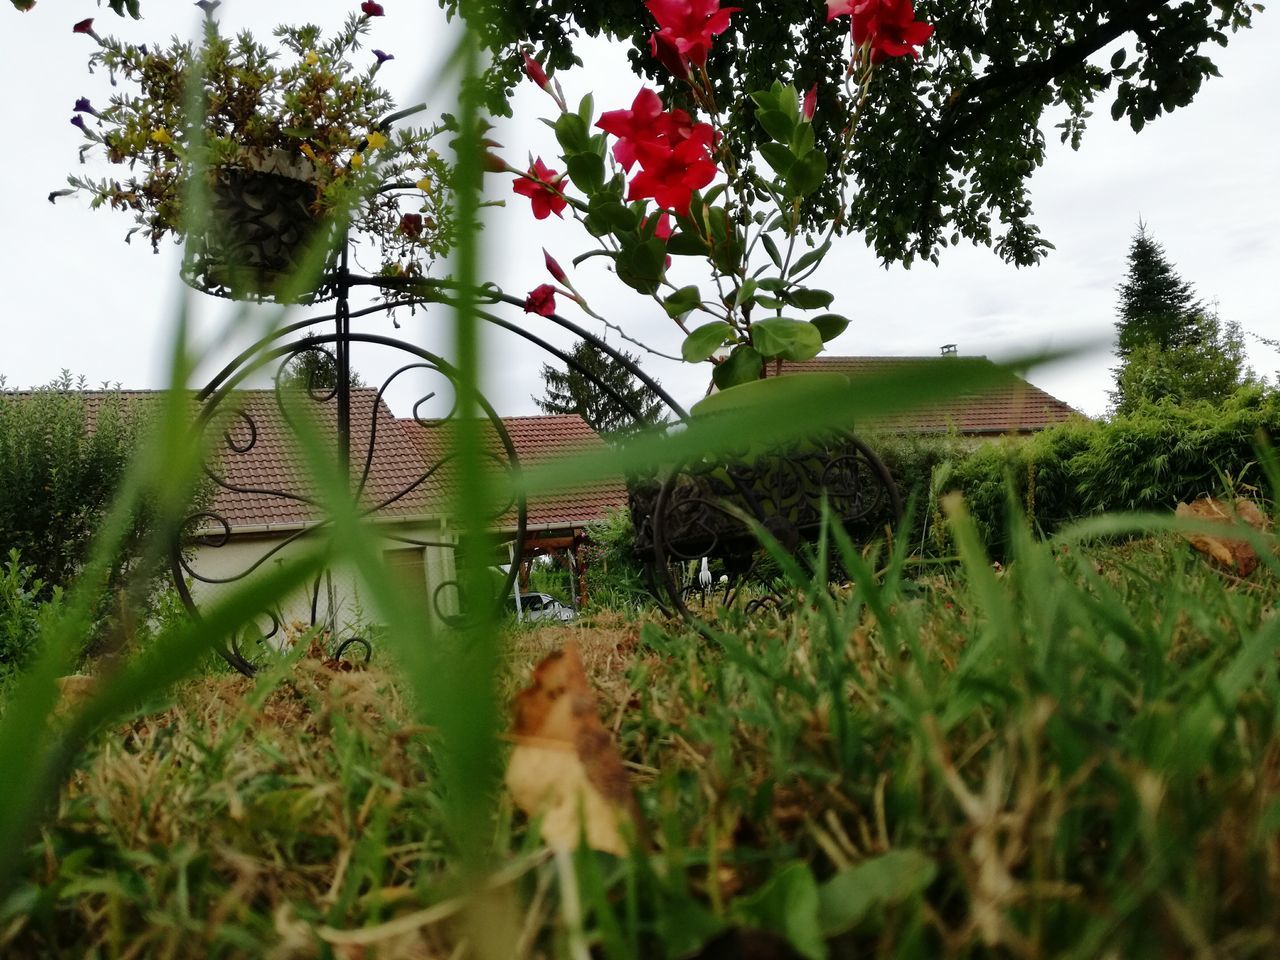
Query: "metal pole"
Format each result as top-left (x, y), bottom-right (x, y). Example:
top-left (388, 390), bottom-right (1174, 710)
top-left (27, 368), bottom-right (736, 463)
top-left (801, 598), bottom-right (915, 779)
top-left (336, 232), bottom-right (351, 473)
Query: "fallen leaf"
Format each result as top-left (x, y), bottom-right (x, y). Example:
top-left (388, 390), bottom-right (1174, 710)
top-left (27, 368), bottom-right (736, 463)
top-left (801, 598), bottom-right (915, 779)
top-left (505, 639), bottom-right (635, 855)
top-left (1176, 497), bottom-right (1269, 576)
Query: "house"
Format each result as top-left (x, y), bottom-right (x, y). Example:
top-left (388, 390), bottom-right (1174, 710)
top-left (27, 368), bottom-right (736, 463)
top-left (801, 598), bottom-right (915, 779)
top-left (57, 389), bottom-right (626, 647)
top-left (399, 412), bottom-right (629, 608)
top-left (775, 355), bottom-right (1081, 437)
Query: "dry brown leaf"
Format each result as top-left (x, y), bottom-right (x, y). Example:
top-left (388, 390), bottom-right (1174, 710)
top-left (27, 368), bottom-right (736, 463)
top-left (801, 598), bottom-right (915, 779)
top-left (1176, 497), bottom-right (1270, 576)
top-left (504, 639), bottom-right (635, 855)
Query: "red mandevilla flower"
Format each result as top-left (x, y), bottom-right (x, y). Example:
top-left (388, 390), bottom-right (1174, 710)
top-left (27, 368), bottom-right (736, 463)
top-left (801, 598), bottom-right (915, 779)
top-left (645, 0), bottom-right (739, 75)
top-left (361, 2), bottom-right (386, 17)
top-left (524, 283), bottom-right (557, 316)
top-left (596, 88), bottom-right (718, 215)
top-left (826, 0), bottom-right (933, 63)
top-left (512, 158), bottom-right (568, 219)
top-left (626, 125), bottom-right (717, 214)
top-left (72, 17), bottom-right (95, 34)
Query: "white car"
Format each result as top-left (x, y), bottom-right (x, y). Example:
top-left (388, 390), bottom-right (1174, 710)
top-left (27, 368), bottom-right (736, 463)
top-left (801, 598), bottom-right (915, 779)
top-left (508, 592), bottom-right (576, 622)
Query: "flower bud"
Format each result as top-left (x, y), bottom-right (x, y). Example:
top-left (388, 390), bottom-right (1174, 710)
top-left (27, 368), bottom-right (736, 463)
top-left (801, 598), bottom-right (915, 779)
top-left (543, 249), bottom-right (568, 284)
top-left (522, 50), bottom-right (550, 91)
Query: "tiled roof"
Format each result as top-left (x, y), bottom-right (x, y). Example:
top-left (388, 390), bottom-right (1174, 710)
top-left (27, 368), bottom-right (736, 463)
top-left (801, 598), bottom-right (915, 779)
top-left (202, 389), bottom-right (436, 529)
top-left (29, 389), bottom-right (439, 530)
top-left (400, 413), bottom-right (628, 530)
top-left (775, 356), bottom-right (1081, 434)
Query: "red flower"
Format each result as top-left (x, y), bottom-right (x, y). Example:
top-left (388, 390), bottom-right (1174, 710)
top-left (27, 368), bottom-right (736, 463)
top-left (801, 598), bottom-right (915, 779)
top-left (597, 88), bottom-right (718, 216)
top-left (626, 128), bottom-right (717, 215)
top-left (645, 0), bottom-right (739, 75)
top-left (360, 1), bottom-right (385, 16)
top-left (72, 17), bottom-right (95, 34)
top-left (827, 0), bottom-right (933, 63)
top-left (524, 284), bottom-right (557, 317)
top-left (522, 50), bottom-right (550, 91)
top-left (399, 213), bottom-right (424, 238)
top-left (512, 158), bottom-right (567, 220)
top-left (543, 249), bottom-right (569, 284)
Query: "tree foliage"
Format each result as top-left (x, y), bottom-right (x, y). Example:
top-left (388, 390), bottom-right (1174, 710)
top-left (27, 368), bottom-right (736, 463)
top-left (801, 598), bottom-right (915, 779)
top-left (457, 0), bottom-right (1258, 267)
top-left (0, 375), bottom-right (145, 591)
top-left (1115, 222), bottom-right (1203, 357)
top-left (1109, 223), bottom-right (1253, 414)
top-left (535, 340), bottom-right (667, 435)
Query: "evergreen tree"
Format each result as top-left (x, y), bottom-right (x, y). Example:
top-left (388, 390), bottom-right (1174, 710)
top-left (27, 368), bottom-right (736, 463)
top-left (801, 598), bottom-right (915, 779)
top-left (1115, 223), bottom-right (1202, 358)
top-left (1109, 226), bottom-right (1254, 413)
top-left (535, 341), bottom-right (666, 436)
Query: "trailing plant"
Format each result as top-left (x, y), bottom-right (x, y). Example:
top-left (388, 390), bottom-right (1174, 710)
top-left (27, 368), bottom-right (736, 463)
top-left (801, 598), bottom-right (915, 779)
top-left (59, 4), bottom-right (453, 288)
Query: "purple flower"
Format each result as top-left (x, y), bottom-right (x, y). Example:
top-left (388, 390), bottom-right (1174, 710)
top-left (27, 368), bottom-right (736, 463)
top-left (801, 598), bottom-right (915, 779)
top-left (74, 97), bottom-right (97, 115)
top-left (373, 49), bottom-right (395, 64)
top-left (194, 1), bottom-right (221, 14)
top-left (70, 115), bottom-right (90, 133)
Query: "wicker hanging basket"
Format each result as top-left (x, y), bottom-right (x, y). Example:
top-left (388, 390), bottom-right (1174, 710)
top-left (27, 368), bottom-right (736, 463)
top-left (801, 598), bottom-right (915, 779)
top-left (181, 149), bottom-right (339, 304)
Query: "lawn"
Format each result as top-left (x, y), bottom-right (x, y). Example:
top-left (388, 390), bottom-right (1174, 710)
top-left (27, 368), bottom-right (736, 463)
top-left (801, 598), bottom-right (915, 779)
top-left (2, 524), bottom-right (1278, 959)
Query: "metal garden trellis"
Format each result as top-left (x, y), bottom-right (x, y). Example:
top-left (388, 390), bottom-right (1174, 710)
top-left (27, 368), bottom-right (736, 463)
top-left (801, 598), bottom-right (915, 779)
top-left (168, 128), bottom-right (901, 676)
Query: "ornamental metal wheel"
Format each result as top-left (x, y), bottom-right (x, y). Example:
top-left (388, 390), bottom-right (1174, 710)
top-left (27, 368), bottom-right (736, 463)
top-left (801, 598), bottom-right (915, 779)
top-left (647, 431), bottom-right (902, 620)
top-left (170, 329), bottom-right (526, 677)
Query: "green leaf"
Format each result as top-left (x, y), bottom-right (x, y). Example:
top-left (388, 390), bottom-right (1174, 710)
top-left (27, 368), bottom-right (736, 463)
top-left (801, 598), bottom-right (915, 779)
top-left (817, 850), bottom-right (937, 938)
top-left (784, 288), bottom-right (835, 310)
top-left (789, 122), bottom-right (815, 157)
top-left (789, 239), bottom-right (831, 277)
top-left (731, 862), bottom-right (824, 960)
top-left (615, 237), bottom-right (668, 294)
top-left (750, 318), bottom-right (824, 361)
top-left (734, 278), bottom-right (759, 307)
top-left (565, 152), bottom-right (604, 192)
top-left (810, 313), bottom-right (849, 341)
top-left (756, 109), bottom-right (797, 144)
top-left (682, 322), bottom-right (733, 362)
top-left (759, 142), bottom-right (795, 176)
top-left (786, 149), bottom-right (827, 198)
top-left (577, 93), bottom-right (594, 125)
top-left (664, 285), bottom-right (703, 318)
top-left (761, 234), bottom-right (783, 269)
top-left (667, 230), bottom-right (709, 256)
top-left (554, 112), bottom-right (589, 154)
top-left (712, 345), bottom-right (763, 390)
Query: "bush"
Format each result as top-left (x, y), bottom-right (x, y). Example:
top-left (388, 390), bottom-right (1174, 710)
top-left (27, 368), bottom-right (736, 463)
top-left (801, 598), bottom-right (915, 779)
top-left (0, 550), bottom-right (56, 685)
top-left (0, 376), bottom-right (144, 590)
top-left (873, 385), bottom-right (1280, 559)
top-left (583, 506), bottom-right (651, 609)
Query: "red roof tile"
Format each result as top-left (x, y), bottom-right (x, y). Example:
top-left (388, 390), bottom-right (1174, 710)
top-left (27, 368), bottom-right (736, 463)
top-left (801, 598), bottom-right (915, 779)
top-left (400, 414), bottom-right (628, 530)
top-left (775, 356), bottom-right (1081, 434)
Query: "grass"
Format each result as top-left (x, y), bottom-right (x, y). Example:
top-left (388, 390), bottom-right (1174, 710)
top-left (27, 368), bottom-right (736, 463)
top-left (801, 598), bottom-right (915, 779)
top-left (2, 524), bottom-right (1278, 958)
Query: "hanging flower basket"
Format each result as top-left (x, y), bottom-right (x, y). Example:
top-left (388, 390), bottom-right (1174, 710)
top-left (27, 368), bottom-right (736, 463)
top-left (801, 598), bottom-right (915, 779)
top-left (180, 150), bottom-right (339, 304)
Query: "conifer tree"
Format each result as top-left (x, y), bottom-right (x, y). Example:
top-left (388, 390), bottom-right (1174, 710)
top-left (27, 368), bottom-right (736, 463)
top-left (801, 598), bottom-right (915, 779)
top-left (1115, 223), bottom-right (1202, 358)
top-left (535, 341), bottom-right (665, 437)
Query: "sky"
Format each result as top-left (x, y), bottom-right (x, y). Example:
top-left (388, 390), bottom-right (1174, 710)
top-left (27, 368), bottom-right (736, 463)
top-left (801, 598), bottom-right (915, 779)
top-left (1, 0), bottom-right (1277, 420)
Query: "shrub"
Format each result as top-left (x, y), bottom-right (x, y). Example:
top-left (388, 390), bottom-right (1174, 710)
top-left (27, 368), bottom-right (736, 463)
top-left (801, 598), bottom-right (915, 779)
top-left (0, 551), bottom-right (46, 681)
top-left (871, 385), bottom-right (1280, 559)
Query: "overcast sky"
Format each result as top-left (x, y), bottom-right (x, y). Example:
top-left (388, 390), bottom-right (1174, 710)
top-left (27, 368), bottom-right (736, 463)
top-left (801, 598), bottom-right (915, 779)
top-left (1, 1), bottom-right (1276, 419)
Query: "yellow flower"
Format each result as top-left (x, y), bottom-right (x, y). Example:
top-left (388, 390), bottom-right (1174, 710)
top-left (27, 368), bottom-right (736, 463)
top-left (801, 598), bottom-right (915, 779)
top-left (150, 128), bottom-right (172, 145)
top-left (350, 152), bottom-right (364, 169)
top-left (299, 143), bottom-right (318, 163)
top-left (304, 50), bottom-right (319, 66)
top-left (415, 176), bottom-right (432, 192)
top-left (365, 131), bottom-right (387, 151)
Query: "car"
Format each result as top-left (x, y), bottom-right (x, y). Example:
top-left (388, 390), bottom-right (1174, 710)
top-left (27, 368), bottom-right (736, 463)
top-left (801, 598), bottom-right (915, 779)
top-left (507, 591), bottom-right (576, 623)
